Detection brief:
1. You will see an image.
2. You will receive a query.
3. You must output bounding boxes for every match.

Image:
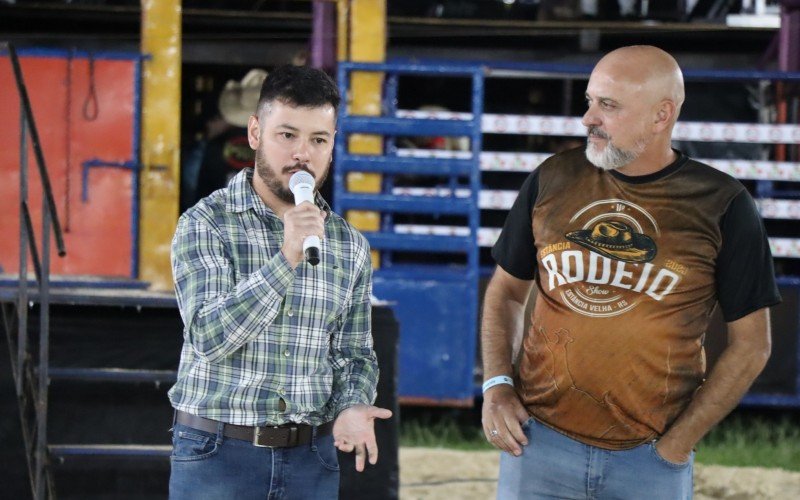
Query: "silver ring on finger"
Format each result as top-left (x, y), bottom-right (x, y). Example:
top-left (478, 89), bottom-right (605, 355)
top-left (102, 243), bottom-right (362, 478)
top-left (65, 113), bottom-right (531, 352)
top-left (490, 429), bottom-right (499, 438)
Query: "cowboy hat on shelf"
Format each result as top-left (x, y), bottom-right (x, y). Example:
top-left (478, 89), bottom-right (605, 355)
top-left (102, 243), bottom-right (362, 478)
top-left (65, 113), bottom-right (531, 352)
top-left (218, 69), bottom-right (268, 128)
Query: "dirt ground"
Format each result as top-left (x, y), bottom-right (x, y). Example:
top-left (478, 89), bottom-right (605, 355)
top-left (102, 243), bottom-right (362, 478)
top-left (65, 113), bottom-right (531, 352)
top-left (399, 448), bottom-right (800, 499)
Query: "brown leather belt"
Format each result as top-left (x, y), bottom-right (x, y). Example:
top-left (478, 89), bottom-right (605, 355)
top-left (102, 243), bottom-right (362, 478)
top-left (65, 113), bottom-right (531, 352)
top-left (175, 410), bottom-right (333, 448)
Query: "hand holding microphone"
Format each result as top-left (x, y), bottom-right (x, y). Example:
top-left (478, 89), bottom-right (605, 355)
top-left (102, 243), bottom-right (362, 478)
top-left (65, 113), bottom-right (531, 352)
top-left (285, 171), bottom-right (323, 267)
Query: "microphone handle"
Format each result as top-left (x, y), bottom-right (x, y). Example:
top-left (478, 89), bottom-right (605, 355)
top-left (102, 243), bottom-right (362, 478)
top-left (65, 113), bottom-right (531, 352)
top-left (303, 235), bottom-right (321, 266)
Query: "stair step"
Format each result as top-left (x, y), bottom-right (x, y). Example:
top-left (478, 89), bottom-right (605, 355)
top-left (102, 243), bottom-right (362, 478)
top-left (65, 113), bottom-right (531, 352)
top-left (49, 444), bottom-right (171, 460)
top-left (48, 367), bottom-right (177, 383)
top-left (0, 274), bottom-right (150, 289)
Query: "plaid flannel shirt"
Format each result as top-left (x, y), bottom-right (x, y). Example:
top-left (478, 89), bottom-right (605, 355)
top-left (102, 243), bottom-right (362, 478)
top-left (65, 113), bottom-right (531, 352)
top-left (168, 168), bottom-right (378, 426)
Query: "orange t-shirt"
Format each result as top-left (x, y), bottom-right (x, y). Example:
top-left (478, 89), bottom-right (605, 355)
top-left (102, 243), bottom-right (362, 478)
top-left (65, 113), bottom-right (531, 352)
top-left (492, 148), bottom-right (780, 450)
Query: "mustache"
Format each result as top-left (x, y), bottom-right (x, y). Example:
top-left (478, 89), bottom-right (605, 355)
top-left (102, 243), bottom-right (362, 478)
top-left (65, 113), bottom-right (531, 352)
top-left (587, 126), bottom-right (609, 140)
top-left (283, 164), bottom-right (314, 178)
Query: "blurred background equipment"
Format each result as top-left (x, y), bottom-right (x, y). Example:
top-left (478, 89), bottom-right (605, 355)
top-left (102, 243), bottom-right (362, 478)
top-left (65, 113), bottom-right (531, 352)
top-left (181, 68), bottom-right (265, 211)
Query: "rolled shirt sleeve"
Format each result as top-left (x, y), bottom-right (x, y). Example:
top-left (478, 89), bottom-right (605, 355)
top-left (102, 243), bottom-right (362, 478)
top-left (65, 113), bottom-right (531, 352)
top-left (327, 245), bottom-right (379, 416)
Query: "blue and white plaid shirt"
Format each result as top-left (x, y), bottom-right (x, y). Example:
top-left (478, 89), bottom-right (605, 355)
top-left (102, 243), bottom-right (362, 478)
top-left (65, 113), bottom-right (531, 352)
top-left (168, 168), bottom-right (378, 426)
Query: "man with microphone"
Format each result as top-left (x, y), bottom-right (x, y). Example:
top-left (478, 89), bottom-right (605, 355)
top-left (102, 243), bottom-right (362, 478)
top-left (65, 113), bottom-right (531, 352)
top-left (168, 64), bottom-right (390, 499)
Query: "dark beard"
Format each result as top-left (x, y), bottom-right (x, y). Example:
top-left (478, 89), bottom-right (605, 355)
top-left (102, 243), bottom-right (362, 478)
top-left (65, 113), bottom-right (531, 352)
top-left (254, 148), bottom-right (330, 205)
top-left (254, 149), bottom-right (299, 204)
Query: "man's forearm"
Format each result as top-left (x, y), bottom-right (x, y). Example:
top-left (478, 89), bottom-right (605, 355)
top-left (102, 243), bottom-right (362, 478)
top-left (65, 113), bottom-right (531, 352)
top-left (481, 274), bottom-right (531, 379)
top-left (661, 314), bottom-right (770, 454)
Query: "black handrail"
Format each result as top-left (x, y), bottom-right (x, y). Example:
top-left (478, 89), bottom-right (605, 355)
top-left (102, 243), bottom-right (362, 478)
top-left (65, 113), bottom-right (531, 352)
top-left (6, 42), bottom-right (67, 258)
top-left (20, 201), bottom-right (42, 285)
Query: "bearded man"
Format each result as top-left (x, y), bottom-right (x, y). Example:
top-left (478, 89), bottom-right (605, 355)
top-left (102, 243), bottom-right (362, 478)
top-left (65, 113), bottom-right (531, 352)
top-left (481, 45), bottom-right (779, 499)
top-left (168, 65), bottom-right (391, 499)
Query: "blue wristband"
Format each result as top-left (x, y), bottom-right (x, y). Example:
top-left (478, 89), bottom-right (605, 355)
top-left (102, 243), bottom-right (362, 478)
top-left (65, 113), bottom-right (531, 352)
top-left (482, 375), bottom-right (514, 394)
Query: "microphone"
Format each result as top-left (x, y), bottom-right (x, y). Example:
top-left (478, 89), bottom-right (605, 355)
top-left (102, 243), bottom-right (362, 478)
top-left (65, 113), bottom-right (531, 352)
top-left (288, 170), bottom-right (321, 266)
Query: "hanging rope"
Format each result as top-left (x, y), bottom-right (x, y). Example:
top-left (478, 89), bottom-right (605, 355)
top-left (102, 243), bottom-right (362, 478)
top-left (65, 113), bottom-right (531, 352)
top-left (82, 53), bottom-right (99, 121)
top-left (64, 49), bottom-right (73, 232)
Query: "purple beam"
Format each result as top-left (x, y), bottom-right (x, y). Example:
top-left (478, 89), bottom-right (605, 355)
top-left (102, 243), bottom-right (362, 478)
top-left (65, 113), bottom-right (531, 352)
top-left (312, 1), bottom-right (336, 72)
top-left (780, 0), bottom-right (800, 72)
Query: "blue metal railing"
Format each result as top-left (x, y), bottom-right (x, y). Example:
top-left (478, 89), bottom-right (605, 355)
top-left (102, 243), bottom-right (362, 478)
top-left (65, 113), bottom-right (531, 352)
top-left (335, 61), bottom-right (484, 403)
top-left (335, 61), bottom-right (485, 277)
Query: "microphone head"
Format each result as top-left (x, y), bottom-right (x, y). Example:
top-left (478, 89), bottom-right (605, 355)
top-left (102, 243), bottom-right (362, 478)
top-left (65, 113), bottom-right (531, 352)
top-left (289, 170), bottom-right (315, 193)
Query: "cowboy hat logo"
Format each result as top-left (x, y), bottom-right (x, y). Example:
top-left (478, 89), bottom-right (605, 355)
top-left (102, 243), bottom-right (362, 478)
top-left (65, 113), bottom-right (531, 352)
top-left (565, 220), bottom-right (657, 263)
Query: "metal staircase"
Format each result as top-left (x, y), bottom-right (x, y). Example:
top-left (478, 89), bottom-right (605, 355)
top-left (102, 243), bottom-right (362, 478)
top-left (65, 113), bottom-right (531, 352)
top-left (1, 42), bottom-right (177, 499)
top-left (3, 41), bottom-right (66, 499)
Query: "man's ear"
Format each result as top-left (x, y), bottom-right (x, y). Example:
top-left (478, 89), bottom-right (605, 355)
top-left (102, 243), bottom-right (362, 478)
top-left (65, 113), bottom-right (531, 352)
top-left (247, 115), bottom-right (260, 150)
top-left (653, 99), bottom-right (676, 133)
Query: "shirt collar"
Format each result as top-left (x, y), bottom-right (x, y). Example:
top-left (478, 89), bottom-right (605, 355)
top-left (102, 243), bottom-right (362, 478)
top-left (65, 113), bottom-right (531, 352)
top-left (607, 149), bottom-right (688, 184)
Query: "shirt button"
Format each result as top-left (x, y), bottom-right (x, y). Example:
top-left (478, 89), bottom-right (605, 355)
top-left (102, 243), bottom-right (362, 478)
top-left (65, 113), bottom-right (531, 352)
top-left (283, 349), bottom-right (290, 357)
top-left (286, 308), bottom-right (294, 317)
top-left (278, 387), bottom-right (285, 395)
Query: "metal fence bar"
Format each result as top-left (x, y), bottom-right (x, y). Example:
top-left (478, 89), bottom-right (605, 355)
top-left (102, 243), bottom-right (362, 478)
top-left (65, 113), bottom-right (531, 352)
top-left (36, 198), bottom-right (51, 500)
top-left (17, 107), bottom-right (29, 397)
top-left (20, 203), bottom-right (42, 285)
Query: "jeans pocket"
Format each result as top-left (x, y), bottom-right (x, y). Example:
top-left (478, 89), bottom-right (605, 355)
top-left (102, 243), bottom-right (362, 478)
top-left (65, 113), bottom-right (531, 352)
top-left (521, 417), bottom-right (535, 431)
top-left (171, 425), bottom-right (219, 462)
top-left (312, 432), bottom-right (340, 471)
top-left (649, 441), bottom-right (692, 470)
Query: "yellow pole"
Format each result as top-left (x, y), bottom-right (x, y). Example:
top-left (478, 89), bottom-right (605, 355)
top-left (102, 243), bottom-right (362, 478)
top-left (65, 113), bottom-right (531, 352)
top-left (344, 0), bottom-right (386, 268)
top-left (337, 0), bottom-right (350, 62)
top-left (139, 0), bottom-right (181, 290)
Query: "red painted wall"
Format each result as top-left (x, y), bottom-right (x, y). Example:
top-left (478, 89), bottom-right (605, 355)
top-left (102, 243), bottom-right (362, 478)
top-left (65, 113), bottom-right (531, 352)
top-left (0, 53), bottom-right (138, 277)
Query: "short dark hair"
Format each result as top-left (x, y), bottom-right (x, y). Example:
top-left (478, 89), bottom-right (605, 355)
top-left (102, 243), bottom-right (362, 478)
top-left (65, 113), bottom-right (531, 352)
top-left (257, 65), bottom-right (340, 115)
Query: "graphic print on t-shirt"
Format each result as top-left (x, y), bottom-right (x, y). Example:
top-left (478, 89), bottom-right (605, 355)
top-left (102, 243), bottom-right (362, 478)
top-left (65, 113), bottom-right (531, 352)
top-left (539, 198), bottom-right (682, 318)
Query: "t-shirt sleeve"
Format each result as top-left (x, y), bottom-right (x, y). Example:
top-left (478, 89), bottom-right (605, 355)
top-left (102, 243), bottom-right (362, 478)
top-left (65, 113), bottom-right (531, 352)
top-left (715, 189), bottom-right (782, 322)
top-left (491, 170), bottom-right (540, 280)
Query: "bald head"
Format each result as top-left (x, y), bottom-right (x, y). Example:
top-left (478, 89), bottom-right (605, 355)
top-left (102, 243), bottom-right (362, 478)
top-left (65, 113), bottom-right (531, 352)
top-left (582, 46), bottom-right (685, 173)
top-left (594, 45), bottom-right (685, 115)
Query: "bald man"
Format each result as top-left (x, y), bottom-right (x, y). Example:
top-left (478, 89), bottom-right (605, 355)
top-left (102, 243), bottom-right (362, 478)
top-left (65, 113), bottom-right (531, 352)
top-left (481, 46), bottom-right (779, 499)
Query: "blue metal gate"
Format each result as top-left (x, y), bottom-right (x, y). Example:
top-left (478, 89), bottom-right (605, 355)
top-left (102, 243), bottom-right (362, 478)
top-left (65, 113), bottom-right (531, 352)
top-left (335, 62), bottom-right (484, 405)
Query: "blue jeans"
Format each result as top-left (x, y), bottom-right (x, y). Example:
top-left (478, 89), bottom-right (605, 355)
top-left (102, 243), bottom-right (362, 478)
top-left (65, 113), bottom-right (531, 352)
top-left (497, 418), bottom-right (693, 500)
top-left (169, 422), bottom-right (339, 500)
